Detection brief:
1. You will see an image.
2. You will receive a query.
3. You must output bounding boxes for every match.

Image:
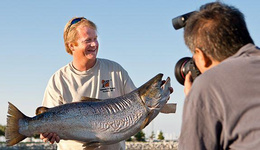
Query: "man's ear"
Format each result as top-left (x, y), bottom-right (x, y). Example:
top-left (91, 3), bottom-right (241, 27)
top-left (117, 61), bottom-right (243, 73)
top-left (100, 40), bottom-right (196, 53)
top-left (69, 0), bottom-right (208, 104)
top-left (195, 48), bottom-right (212, 68)
top-left (68, 43), bottom-right (75, 52)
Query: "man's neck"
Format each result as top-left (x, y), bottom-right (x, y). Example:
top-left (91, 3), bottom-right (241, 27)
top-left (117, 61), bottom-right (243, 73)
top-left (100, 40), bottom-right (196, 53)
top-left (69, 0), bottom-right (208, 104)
top-left (72, 59), bottom-right (96, 71)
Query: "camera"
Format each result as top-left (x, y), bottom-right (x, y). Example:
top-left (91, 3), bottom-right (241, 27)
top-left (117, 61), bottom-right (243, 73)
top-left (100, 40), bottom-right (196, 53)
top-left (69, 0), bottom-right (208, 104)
top-left (172, 11), bottom-right (195, 30)
top-left (174, 57), bottom-right (201, 85)
top-left (172, 11), bottom-right (200, 85)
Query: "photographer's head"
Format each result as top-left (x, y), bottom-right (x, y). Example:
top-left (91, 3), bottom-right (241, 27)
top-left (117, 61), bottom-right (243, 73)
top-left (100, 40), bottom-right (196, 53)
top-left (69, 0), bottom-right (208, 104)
top-left (184, 2), bottom-right (254, 72)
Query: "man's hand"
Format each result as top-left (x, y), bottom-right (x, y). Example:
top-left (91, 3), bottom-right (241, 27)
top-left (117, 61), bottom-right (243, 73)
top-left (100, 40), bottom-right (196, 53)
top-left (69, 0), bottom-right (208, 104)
top-left (184, 71), bottom-right (193, 96)
top-left (40, 133), bottom-right (60, 144)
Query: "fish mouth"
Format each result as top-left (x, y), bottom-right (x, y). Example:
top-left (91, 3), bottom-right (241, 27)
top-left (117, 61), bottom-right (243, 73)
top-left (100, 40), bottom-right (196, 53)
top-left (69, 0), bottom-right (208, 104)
top-left (161, 77), bottom-right (171, 96)
top-left (138, 73), bottom-right (171, 110)
top-left (138, 74), bottom-right (172, 130)
top-left (152, 76), bottom-right (171, 109)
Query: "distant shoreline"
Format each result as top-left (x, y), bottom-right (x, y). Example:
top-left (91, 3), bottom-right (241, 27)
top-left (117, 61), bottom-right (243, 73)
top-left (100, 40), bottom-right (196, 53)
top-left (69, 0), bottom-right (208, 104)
top-left (0, 141), bottom-right (178, 150)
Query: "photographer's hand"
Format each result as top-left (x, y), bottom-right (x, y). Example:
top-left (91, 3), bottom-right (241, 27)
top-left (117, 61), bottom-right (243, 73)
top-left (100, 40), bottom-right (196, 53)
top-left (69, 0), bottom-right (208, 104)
top-left (184, 71), bottom-right (193, 96)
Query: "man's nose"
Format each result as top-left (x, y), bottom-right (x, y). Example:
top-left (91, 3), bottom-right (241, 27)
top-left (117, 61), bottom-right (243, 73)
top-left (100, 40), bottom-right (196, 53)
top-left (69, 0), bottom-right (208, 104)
top-left (90, 41), bottom-right (97, 47)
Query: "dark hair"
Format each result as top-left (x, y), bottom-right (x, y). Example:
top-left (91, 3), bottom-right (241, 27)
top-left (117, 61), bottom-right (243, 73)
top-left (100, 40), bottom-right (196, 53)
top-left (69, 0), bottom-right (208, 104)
top-left (184, 2), bottom-right (254, 61)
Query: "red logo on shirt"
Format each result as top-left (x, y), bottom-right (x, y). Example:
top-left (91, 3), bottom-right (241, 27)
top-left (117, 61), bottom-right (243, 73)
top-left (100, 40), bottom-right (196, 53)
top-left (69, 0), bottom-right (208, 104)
top-left (102, 80), bottom-right (110, 88)
top-left (100, 79), bottom-right (115, 93)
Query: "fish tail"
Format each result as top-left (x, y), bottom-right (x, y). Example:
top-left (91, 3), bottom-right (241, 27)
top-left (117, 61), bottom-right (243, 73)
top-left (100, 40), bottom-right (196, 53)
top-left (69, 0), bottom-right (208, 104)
top-left (5, 102), bottom-right (28, 146)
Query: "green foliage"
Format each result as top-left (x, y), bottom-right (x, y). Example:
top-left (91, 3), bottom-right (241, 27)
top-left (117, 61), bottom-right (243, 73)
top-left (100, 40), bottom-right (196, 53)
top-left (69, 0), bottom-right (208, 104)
top-left (33, 134), bottom-right (40, 139)
top-left (134, 130), bottom-right (146, 142)
top-left (157, 130), bottom-right (164, 140)
top-left (0, 125), bottom-right (5, 136)
top-left (126, 137), bottom-right (132, 141)
top-left (149, 131), bottom-right (155, 140)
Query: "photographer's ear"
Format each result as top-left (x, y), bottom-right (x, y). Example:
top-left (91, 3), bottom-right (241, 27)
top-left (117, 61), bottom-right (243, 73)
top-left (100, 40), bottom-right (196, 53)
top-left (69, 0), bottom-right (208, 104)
top-left (194, 48), bottom-right (212, 73)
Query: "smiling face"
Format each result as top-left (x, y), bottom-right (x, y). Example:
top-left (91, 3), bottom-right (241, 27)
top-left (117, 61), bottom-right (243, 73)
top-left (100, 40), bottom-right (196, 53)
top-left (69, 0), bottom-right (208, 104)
top-left (69, 25), bottom-right (99, 70)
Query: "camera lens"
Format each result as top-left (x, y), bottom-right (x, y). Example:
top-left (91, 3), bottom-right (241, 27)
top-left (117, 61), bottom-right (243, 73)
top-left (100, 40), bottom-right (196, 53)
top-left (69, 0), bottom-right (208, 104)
top-left (174, 57), bottom-right (191, 85)
top-left (174, 57), bottom-right (201, 85)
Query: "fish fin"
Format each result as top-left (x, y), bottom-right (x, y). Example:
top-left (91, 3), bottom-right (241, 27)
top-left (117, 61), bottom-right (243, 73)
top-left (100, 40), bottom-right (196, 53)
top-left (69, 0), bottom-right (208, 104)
top-left (35, 106), bottom-right (49, 115)
top-left (5, 102), bottom-right (28, 146)
top-left (83, 141), bottom-right (101, 150)
top-left (160, 103), bottom-right (177, 114)
top-left (80, 96), bottom-right (102, 102)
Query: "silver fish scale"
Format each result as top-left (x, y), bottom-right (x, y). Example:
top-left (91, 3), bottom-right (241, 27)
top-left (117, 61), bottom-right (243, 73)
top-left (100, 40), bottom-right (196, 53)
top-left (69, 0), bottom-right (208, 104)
top-left (91, 95), bottom-right (146, 133)
top-left (20, 92), bottom-right (148, 142)
top-left (60, 92), bottom-right (147, 142)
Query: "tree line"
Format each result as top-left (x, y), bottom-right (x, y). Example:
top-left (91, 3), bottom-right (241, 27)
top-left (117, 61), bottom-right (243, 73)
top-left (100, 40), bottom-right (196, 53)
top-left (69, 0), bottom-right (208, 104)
top-left (127, 130), bottom-right (165, 142)
top-left (0, 125), bottom-right (5, 136)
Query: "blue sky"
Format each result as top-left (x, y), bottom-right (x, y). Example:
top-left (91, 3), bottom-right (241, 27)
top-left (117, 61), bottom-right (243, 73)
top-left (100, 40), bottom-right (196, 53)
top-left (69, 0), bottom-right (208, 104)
top-left (0, 1), bottom-right (259, 140)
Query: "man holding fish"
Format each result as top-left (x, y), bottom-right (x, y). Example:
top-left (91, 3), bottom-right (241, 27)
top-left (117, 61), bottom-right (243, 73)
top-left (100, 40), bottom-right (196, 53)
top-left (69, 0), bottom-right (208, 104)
top-left (38, 17), bottom-right (174, 150)
top-left (40, 17), bottom-right (136, 149)
top-left (5, 16), bottom-right (174, 150)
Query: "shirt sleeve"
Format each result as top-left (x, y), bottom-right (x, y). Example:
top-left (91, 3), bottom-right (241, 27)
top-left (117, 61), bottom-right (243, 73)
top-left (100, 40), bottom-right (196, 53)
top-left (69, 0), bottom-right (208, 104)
top-left (124, 74), bottom-right (136, 94)
top-left (178, 83), bottom-right (222, 150)
top-left (121, 68), bottom-right (136, 94)
top-left (42, 74), bottom-right (63, 107)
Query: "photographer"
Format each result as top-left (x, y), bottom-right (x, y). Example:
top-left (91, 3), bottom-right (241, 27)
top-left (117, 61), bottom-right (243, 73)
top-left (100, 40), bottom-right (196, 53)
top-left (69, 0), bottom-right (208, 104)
top-left (178, 2), bottom-right (260, 150)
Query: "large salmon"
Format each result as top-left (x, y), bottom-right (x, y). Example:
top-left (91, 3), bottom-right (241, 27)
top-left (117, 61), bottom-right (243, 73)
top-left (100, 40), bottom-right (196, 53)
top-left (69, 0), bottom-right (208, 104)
top-left (5, 73), bottom-right (175, 148)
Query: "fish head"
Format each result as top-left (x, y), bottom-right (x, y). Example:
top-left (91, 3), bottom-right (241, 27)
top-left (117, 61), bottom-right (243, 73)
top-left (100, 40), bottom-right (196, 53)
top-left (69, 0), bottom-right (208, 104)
top-left (138, 73), bottom-right (171, 111)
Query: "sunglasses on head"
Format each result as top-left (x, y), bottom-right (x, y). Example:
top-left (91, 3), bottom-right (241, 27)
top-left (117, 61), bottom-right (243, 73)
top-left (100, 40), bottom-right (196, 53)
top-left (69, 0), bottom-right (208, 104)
top-left (66, 17), bottom-right (86, 33)
top-left (71, 17), bottom-right (85, 25)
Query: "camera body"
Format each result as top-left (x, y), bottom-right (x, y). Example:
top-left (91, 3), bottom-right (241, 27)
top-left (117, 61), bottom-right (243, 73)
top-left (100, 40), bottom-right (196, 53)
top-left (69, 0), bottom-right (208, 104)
top-left (174, 57), bottom-right (201, 85)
